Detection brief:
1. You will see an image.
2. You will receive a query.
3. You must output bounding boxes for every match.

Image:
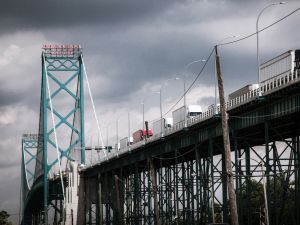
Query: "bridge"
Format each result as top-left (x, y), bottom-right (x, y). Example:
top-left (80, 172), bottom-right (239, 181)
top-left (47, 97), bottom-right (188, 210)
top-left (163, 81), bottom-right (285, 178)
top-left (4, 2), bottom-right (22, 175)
top-left (21, 45), bottom-right (300, 225)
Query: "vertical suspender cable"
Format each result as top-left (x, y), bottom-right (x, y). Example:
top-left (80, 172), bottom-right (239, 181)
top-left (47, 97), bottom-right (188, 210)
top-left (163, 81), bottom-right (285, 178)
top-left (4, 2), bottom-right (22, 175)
top-left (81, 55), bottom-right (108, 160)
top-left (43, 54), bottom-right (66, 205)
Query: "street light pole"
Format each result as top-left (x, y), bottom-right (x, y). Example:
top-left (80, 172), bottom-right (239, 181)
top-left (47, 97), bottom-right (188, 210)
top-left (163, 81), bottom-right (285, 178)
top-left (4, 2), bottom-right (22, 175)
top-left (183, 59), bottom-right (206, 126)
top-left (106, 126), bottom-right (108, 150)
top-left (159, 88), bottom-right (163, 137)
top-left (141, 102), bottom-right (145, 131)
top-left (261, 163), bottom-right (269, 225)
top-left (153, 77), bottom-right (181, 136)
top-left (256, 2), bottom-right (285, 94)
top-left (116, 118), bottom-right (119, 153)
top-left (128, 112), bottom-right (131, 148)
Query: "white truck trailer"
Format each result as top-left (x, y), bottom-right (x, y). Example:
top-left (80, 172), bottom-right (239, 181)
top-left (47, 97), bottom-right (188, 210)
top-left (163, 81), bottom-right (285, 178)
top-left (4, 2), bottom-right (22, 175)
top-left (119, 136), bottom-right (133, 150)
top-left (172, 105), bottom-right (202, 125)
top-left (228, 84), bottom-right (259, 101)
top-left (152, 118), bottom-right (173, 135)
top-left (260, 49), bottom-right (300, 85)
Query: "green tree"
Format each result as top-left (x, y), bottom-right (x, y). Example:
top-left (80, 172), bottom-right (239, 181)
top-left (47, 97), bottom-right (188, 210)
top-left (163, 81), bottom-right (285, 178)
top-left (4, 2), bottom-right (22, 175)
top-left (0, 210), bottom-right (12, 225)
top-left (237, 175), bottom-right (296, 225)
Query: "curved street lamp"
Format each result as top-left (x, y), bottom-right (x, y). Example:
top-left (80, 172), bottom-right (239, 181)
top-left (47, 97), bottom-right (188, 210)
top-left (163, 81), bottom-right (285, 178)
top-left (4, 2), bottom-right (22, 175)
top-left (153, 77), bottom-right (181, 137)
top-left (256, 2), bottom-right (286, 94)
top-left (183, 59), bottom-right (206, 126)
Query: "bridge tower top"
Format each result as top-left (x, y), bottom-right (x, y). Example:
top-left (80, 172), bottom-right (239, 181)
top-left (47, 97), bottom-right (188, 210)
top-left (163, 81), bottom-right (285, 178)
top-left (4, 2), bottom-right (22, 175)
top-left (42, 44), bottom-right (82, 58)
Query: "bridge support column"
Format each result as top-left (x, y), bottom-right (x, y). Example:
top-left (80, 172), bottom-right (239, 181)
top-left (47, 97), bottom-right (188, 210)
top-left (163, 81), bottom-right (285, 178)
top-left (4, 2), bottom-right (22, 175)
top-left (209, 138), bottom-right (215, 224)
top-left (98, 173), bottom-right (103, 225)
top-left (245, 147), bottom-right (251, 225)
top-left (295, 136), bottom-right (300, 225)
top-left (148, 158), bottom-right (161, 225)
top-left (195, 145), bottom-right (201, 223)
top-left (233, 130), bottom-right (243, 225)
top-left (264, 121), bottom-right (270, 225)
top-left (114, 173), bottom-right (122, 225)
top-left (64, 162), bottom-right (85, 225)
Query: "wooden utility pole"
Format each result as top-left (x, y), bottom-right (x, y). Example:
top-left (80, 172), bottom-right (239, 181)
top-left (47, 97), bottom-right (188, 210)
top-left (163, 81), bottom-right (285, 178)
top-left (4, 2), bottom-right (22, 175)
top-left (215, 45), bottom-right (239, 225)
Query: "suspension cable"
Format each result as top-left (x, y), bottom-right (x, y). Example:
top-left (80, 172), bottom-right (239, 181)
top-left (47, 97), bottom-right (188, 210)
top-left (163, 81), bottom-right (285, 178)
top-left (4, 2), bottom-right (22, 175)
top-left (81, 55), bottom-right (108, 160)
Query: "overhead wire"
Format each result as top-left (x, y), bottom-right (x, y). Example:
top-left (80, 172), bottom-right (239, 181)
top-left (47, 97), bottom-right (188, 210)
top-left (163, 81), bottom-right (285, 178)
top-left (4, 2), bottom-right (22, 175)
top-left (219, 7), bottom-right (300, 46)
top-left (147, 47), bottom-right (215, 125)
top-left (163, 48), bottom-right (215, 117)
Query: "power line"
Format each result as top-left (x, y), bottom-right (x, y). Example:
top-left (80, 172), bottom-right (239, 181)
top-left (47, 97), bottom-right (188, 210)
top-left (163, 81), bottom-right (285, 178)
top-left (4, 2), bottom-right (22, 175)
top-left (147, 47), bottom-right (215, 125)
top-left (219, 7), bottom-right (300, 47)
top-left (163, 48), bottom-right (215, 117)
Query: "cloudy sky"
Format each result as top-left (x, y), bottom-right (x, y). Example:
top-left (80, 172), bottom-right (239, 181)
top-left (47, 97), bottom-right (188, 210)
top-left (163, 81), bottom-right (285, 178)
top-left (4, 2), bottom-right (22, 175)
top-left (0, 0), bottom-right (300, 223)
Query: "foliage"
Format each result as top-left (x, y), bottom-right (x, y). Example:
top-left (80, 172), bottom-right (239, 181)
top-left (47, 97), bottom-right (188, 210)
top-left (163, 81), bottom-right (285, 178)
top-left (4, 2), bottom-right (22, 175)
top-left (237, 175), bottom-right (296, 225)
top-left (0, 211), bottom-right (12, 225)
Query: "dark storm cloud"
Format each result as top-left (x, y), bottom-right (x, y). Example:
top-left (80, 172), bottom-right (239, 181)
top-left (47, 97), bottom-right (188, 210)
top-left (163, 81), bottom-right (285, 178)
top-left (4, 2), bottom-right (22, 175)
top-left (0, 0), bottom-right (184, 32)
top-left (0, 159), bottom-right (19, 169)
top-left (0, 88), bottom-right (21, 107)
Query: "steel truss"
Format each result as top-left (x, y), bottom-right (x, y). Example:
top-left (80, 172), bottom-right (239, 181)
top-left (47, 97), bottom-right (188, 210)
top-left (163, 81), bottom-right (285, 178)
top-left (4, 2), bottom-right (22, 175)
top-left (234, 122), bottom-right (300, 225)
top-left (84, 126), bottom-right (300, 225)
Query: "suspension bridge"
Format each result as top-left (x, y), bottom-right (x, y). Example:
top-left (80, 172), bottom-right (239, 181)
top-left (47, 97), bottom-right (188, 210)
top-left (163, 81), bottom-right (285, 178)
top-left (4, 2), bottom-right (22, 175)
top-left (21, 45), bottom-right (300, 225)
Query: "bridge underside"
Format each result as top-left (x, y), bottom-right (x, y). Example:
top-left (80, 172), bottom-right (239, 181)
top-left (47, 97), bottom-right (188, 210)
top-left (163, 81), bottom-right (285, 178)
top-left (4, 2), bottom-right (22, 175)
top-left (81, 82), bottom-right (300, 225)
top-left (23, 176), bottom-right (66, 225)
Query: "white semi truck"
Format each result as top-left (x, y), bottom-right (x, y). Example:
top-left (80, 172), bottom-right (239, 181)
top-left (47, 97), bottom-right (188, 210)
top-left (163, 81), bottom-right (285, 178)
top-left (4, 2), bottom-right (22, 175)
top-left (172, 105), bottom-right (202, 125)
top-left (260, 49), bottom-right (300, 85)
top-left (228, 84), bottom-right (259, 101)
top-left (152, 118), bottom-right (173, 135)
top-left (119, 136), bottom-right (133, 150)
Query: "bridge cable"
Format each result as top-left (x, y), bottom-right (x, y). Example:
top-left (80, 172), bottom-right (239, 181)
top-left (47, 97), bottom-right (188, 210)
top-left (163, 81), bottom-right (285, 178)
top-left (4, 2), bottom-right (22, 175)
top-left (81, 55), bottom-right (108, 160)
top-left (43, 54), bottom-right (66, 207)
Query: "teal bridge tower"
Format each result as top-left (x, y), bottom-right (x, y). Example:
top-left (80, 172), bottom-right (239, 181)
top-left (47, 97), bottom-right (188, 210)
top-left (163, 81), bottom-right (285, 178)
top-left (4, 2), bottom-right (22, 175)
top-left (21, 45), bottom-right (85, 224)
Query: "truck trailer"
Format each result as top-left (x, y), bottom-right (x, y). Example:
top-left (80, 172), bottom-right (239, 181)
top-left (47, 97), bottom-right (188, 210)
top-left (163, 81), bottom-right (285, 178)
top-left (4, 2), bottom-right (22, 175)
top-left (132, 129), bottom-right (153, 144)
top-left (260, 49), bottom-right (300, 85)
top-left (228, 84), bottom-right (259, 101)
top-left (119, 137), bottom-right (133, 150)
top-left (152, 118), bottom-right (173, 134)
top-left (172, 105), bottom-right (202, 125)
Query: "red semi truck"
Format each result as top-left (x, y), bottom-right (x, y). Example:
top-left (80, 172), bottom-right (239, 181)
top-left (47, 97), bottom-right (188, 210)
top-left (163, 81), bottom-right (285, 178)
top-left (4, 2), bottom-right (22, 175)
top-left (132, 129), bottom-right (153, 144)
